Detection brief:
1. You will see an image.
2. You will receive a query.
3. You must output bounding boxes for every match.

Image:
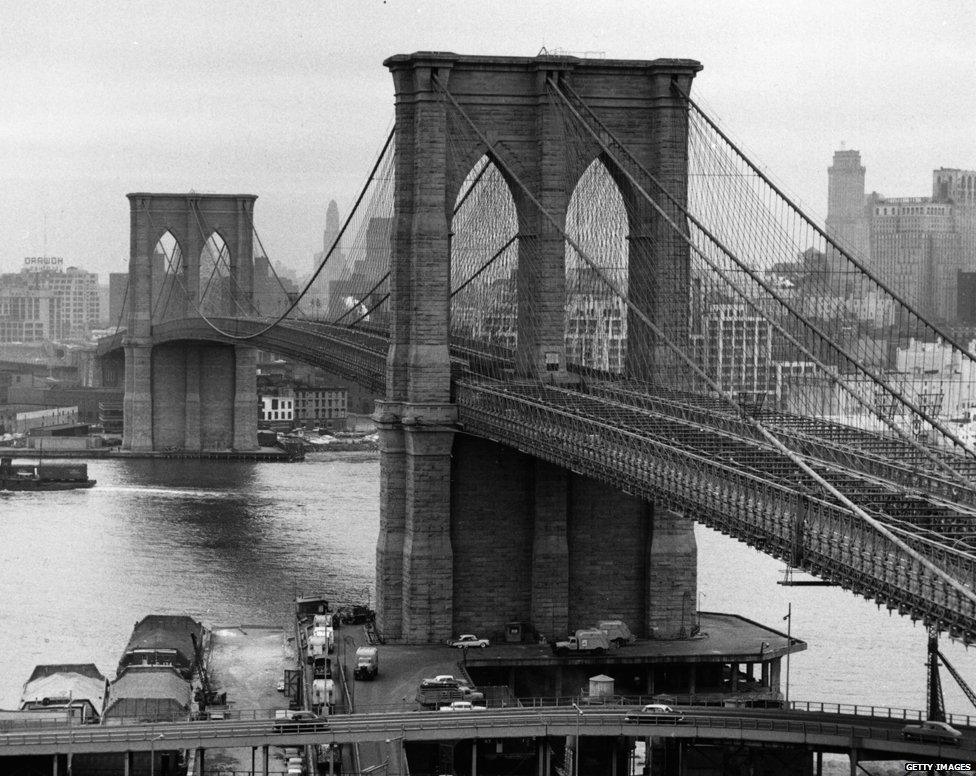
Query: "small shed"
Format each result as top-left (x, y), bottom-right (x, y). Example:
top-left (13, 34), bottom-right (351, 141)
top-left (588, 674), bottom-right (615, 700)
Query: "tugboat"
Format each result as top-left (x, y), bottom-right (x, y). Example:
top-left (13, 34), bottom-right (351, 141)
top-left (0, 457), bottom-right (96, 490)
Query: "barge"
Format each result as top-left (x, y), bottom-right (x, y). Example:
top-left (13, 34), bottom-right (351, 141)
top-left (0, 457), bottom-right (95, 490)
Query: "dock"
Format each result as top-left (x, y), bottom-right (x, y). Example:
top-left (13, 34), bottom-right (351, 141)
top-left (204, 625), bottom-right (293, 771)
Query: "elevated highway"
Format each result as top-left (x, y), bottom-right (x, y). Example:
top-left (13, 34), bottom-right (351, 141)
top-left (1, 707), bottom-right (973, 762)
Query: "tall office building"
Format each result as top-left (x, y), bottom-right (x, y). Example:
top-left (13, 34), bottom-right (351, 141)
top-left (869, 197), bottom-right (962, 320)
top-left (825, 151), bottom-right (976, 325)
top-left (308, 199), bottom-right (345, 318)
top-left (0, 287), bottom-right (62, 343)
top-left (826, 149), bottom-right (871, 263)
top-left (0, 259), bottom-right (100, 340)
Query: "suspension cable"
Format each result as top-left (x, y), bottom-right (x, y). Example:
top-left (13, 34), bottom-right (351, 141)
top-left (674, 83), bottom-right (976, 360)
top-left (166, 127), bottom-right (395, 341)
top-left (333, 271), bottom-right (390, 325)
top-left (189, 202), bottom-right (259, 319)
top-left (433, 73), bottom-right (976, 606)
top-left (450, 234), bottom-right (518, 298)
top-left (113, 275), bottom-right (130, 333)
top-left (246, 211), bottom-right (299, 312)
top-left (553, 79), bottom-right (976, 484)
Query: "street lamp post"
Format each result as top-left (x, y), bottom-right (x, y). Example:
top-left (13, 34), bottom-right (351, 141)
top-left (149, 733), bottom-right (164, 776)
top-left (344, 635), bottom-right (356, 712)
top-left (572, 702), bottom-right (582, 776)
top-left (783, 602), bottom-right (792, 707)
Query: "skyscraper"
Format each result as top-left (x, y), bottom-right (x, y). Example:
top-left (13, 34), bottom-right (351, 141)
top-left (309, 199), bottom-right (345, 318)
top-left (825, 149), bottom-right (871, 263)
top-left (825, 150), bottom-right (976, 325)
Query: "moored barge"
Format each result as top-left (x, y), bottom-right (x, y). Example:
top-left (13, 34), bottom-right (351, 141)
top-left (0, 457), bottom-right (96, 490)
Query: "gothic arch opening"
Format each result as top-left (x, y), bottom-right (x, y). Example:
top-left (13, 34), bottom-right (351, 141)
top-left (151, 230), bottom-right (183, 323)
top-left (199, 231), bottom-right (231, 317)
top-left (564, 157), bottom-right (629, 375)
top-left (449, 155), bottom-right (520, 357)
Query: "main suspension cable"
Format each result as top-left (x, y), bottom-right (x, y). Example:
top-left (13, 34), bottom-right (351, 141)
top-left (433, 73), bottom-right (976, 606)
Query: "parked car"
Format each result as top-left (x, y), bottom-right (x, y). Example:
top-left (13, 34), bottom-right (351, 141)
top-left (901, 719), bottom-right (961, 744)
top-left (273, 709), bottom-right (328, 733)
top-left (448, 634), bottom-right (490, 649)
top-left (337, 604), bottom-right (376, 624)
top-left (439, 700), bottom-right (487, 712)
top-left (623, 704), bottom-right (685, 724)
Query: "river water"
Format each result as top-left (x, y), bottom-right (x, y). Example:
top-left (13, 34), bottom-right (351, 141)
top-left (1, 452), bottom-right (975, 717)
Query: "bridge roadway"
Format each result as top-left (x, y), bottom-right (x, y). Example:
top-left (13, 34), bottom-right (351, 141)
top-left (97, 318), bottom-right (976, 640)
top-left (1, 707), bottom-right (973, 762)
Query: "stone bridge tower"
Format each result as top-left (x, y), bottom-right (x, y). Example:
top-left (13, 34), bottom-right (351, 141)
top-left (375, 53), bottom-right (702, 643)
top-left (123, 193), bottom-right (258, 452)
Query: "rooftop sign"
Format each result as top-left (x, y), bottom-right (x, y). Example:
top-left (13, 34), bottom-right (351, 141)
top-left (24, 257), bottom-right (64, 270)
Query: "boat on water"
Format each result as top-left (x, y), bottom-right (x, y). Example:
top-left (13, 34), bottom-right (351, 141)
top-left (0, 457), bottom-right (96, 491)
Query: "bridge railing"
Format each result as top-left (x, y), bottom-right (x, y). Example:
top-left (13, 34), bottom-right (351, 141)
top-left (455, 379), bottom-right (976, 641)
top-left (788, 700), bottom-right (976, 729)
top-left (512, 694), bottom-right (976, 728)
top-left (1, 709), bottom-right (972, 756)
top-left (5, 698), bottom-right (973, 732)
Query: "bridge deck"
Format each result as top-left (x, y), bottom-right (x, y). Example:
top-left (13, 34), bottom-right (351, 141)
top-left (98, 321), bottom-right (976, 642)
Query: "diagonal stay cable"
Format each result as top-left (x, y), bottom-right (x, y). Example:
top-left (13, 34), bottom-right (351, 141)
top-left (244, 209), bottom-right (299, 311)
top-left (334, 271), bottom-right (391, 325)
top-left (346, 291), bottom-right (390, 328)
top-left (670, 83), bottom-right (976, 463)
top-left (149, 236), bottom-right (182, 320)
top-left (339, 159), bottom-right (503, 327)
top-left (177, 127), bottom-right (396, 341)
top-left (112, 274), bottom-right (129, 333)
top-left (676, 82), bottom-right (976, 360)
top-left (553, 78), bottom-right (976, 487)
top-left (434, 73), bottom-right (976, 608)
top-left (451, 234), bottom-right (518, 298)
top-left (348, 229), bottom-right (518, 330)
top-left (189, 202), bottom-right (259, 319)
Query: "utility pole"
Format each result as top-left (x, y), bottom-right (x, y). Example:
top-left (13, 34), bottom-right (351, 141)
top-left (927, 627), bottom-right (945, 722)
top-left (783, 602), bottom-right (792, 707)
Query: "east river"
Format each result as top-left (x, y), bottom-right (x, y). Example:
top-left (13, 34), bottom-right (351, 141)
top-left (2, 452), bottom-right (975, 717)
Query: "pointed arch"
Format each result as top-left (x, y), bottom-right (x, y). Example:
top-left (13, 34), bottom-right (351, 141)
top-left (450, 154), bottom-right (520, 355)
top-left (199, 231), bottom-right (231, 315)
top-left (564, 156), bottom-right (629, 374)
top-left (154, 231), bottom-right (183, 275)
top-left (150, 230), bottom-right (184, 323)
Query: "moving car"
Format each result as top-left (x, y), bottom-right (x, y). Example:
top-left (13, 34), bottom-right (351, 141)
top-left (901, 719), bottom-right (961, 744)
top-left (273, 709), bottom-right (328, 733)
top-left (439, 700), bottom-right (487, 712)
top-left (448, 634), bottom-right (490, 648)
top-left (623, 704), bottom-right (685, 724)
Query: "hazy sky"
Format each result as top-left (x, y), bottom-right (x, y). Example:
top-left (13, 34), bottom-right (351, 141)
top-left (1, 0), bottom-right (973, 279)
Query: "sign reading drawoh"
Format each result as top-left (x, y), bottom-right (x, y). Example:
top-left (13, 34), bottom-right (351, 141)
top-left (23, 256), bottom-right (64, 269)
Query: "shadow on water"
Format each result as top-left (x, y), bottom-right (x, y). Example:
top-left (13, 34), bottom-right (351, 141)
top-left (111, 458), bottom-right (260, 492)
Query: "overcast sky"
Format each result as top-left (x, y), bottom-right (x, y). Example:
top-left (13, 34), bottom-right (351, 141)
top-left (1, 0), bottom-right (973, 279)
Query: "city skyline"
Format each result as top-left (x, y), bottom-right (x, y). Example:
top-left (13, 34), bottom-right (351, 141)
top-left (1, 1), bottom-right (973, 278)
